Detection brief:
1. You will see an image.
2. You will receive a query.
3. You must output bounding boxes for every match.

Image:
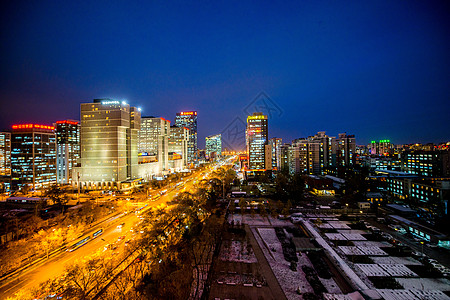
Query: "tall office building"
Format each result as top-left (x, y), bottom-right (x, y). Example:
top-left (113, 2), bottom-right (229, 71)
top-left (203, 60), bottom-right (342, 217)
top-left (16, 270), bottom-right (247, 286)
top-left (139, 117), bottom-right (171, 171)
top-left (269, 138), bottom-right (282, 171)
top-left (0, 132), bottom-right (11, 176)
top-left (55, 120), bottom-right (80, 184)
top-left (246, 112), bottom-right (269, 171)
top-left (79, 99), bottom-right (140, 189)
top-left (205, 134), bottom-right (222, 159)
top-left (11, 124), bottom-right (56, 190)
top-left (175, 111), bottom-right (197, 163)
top-left (169, 126), bottom-right (190, 167)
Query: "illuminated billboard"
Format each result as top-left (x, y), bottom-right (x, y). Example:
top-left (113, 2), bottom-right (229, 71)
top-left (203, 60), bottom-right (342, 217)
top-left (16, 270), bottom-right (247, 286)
top-left (179, 111), bottom-right (197, 116)
top-left (12, 124), bottom-right (55, 130)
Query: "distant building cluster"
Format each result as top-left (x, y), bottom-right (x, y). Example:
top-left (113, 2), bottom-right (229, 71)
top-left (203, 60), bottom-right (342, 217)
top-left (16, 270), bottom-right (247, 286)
top-left (242, 114), bottom-right (356, 178)
top-left (358, 142), bottom-right (450, 221)
top-left (1, 100), bottom-right (448, 223)
top-left (0, 98), bottom-right (223, 193)
top-left (239, 111), bottom-right (449, 221)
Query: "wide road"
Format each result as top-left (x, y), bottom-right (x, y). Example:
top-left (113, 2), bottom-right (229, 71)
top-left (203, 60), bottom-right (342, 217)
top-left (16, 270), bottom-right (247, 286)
top-left (0, 159), bottom-right (232, 299)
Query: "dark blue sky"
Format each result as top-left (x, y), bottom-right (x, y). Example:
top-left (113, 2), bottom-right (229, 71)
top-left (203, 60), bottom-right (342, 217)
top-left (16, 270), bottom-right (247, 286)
top-left (1, 1), bottom-right (449, 148)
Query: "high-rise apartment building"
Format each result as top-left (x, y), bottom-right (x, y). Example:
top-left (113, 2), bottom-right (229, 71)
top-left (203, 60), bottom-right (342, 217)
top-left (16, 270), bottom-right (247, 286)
top-left (205, 134), bottom-right (222, 159)
top-left (78, 99), bottom-right (140, 189)
top-left (311, 131), bottom-right (336, 169)
top-left (289, 132), bottom-right (335, 175)
top-left (11, 124), bottom-right (56, 190)
top-left (175, 111), bottom-right (197, 163)
top-left (289, 139), bottom-right (307, 174)
top-left (282, 131), bottom-right (353, 176)
top-left (0, 132), bottom-right (11, 176)
top-left (55, 120), bottom-right (80, 184)
top-left (139, 117), bottom-right (170, 171)
top-left (169, 126), bottom-right (189, 167)
top-left (336, 133), bottom-right (356, 167)
top-left (280, 143), bottom-right (290, 172)
top-left (246, 112), bottom-right (268, 171)
top-left (370, 139), bottom-right (393, 156)
top-left (269, 138), bottom-right (282, 171)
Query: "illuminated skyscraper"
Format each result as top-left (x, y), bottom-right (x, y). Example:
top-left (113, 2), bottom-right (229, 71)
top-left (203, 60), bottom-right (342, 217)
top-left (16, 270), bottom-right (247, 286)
top-left (79, 99), bottom-right (140, 189)
top-left (175, 111), bottom-right (197, 163)
top-left (139, 117), bottom-right (170, 171)
top-left (55, 120), bottom-right (80, 184)
top-left (11, 124), bottom-right (56, 190)
top-left (0, 132), bottom-right (11, 176)
top-left (205, 134), bottom-right (222, 159)
top-left (246, 112), bottom-right (268, 171)
top-left (269, 137), bottom-right (282, 171)
top-left (169, 126), bottom-right (189, 167)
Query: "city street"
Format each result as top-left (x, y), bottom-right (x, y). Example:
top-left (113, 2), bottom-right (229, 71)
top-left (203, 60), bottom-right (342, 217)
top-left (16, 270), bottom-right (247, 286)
top-left (0, 164), bottom-right (222, 299)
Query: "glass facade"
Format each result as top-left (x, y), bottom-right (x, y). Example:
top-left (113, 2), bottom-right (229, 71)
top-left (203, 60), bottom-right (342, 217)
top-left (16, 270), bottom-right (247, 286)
top-left (80, 99), bottom-right (140, 187)
top-left (169, 126), bottom-right (189, 167)
top-left (246, 113), bottom-right (268, 170)
top-left (139, 117), bottom-right (170, 170)
top-left (11, 125), bottom-right (56, 190)
top-left (0, 132), bottom-right (11, 176)
top-left (174, 112), bottom-right (197, 163)
top-left (56, 120), bottom-right (80, 184)
top-left (205, 134), bottom-right (222, 158)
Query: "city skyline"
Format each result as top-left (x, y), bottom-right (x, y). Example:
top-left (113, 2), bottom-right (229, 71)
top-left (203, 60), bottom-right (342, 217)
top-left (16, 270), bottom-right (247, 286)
top-left (1, 1), bottom-right (450, 146)
top-left (2, 2), bottom-right (450, 299)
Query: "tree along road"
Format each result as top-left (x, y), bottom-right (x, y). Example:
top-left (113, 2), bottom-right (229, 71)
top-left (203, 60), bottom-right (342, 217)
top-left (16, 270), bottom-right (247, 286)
top-left (0, 169), bottom-right (209, 299)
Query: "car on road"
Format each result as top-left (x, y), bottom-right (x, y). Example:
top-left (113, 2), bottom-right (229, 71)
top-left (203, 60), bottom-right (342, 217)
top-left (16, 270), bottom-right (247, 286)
top-left (104, 244), bottom-right (118, 251)
top-left (290, 213), bottom-right (303, 223)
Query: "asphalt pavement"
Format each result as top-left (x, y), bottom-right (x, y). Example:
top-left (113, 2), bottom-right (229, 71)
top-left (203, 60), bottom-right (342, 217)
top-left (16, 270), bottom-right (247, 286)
top-left (0, 166), bottom-right (212, 299)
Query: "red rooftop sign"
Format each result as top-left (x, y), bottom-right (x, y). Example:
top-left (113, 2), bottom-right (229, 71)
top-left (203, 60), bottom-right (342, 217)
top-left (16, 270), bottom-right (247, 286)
top-left (12, 124), bottom-right (55, 130)
top-left (180, 111), bottom-right (197, 116)
top-left (56, 120), bottom-right (78, 125)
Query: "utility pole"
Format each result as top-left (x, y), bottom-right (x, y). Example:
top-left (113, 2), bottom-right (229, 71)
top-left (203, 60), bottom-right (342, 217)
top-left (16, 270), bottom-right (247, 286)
top-left (77, 172), bottom-right (80, 202)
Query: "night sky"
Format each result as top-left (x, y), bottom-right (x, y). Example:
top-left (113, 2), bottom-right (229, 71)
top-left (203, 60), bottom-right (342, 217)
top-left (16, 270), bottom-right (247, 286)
top-left (1, 1), bottom-right (449, 148)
